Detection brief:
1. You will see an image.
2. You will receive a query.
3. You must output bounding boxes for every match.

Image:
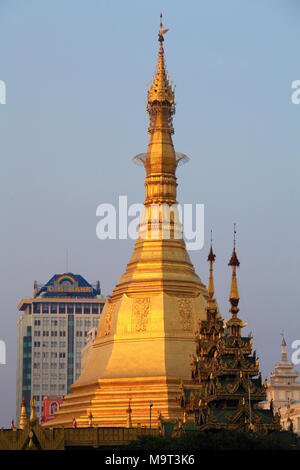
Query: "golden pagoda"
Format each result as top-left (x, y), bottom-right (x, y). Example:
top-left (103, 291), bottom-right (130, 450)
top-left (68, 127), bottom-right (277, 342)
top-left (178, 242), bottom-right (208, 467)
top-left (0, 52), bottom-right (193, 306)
top-left (49, 16), bottom-right (208, 428)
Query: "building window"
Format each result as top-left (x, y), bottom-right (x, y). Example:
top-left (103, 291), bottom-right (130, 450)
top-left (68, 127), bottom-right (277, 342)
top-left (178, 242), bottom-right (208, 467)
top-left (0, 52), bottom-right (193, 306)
top-left (33, 303), bottom-right (40, 314)
top-left (75, 304), bottom-right (82, 314)
top-left (67, 304), bottom-right (74, 314)
top-left (100, 303), bottom-right (104, 313)
top-left (34, 320), bottom-right (41, 326)
top-left (59, 331), bottom-right (66, 337)
top-left (50, 303), bottom-right (57, 314)
top-left (59, 304), bottom-right (66, 314)
top-left (42, 303), bottom-right (49, 314)
top-left (84, 304), bottom-right (90, 314)
top-left (92, 304), bottom-right (99, 314)
top-left (34, 342), bottom-right (41, 347)
top-left (51, 319), bottom-right (58, 327)
top-left (50, 401), bottom-right (59, 414)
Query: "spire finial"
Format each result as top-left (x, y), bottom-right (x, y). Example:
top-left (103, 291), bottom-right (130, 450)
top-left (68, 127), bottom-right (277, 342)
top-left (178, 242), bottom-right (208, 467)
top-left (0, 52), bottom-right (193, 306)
top-left (280, 330), bottom-right (286, 346)
top-left (228, 225), bottom-right (240, 304)
top-left (147, 16), bottom-right (175, 132)
top-left (207, 230), bottom-right (216, 263)
top-left (207, 231), bottom-right (216, 312)
top-left (233, 223), bottom-right (236, 248)
top-left (229, 223), bottom-right (239, 267)
top-left (226, 225), bottom-right (247, 336)
top-left (280, 331), bottom-right (288, 362)
top-left (158, 13), bottom-right (169, 42)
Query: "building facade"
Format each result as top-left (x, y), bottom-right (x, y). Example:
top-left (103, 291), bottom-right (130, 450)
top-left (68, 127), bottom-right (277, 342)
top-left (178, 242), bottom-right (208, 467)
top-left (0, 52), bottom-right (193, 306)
top-left (16, 273), bottom-right (106, 425)
top-left (264, 336), bottom-right (300, 434)
top-left (266, 337), bottom-right (300, 409)
top-left (279, 402), bottom-right (300, 434)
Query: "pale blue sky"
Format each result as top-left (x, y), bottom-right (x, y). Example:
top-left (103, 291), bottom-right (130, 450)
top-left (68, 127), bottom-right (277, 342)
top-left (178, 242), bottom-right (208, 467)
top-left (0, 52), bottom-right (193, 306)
top-left (0, 0), bottom-right (299, 426)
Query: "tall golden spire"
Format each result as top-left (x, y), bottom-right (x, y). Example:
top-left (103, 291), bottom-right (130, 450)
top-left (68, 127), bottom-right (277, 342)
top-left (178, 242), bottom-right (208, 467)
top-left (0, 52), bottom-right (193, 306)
top-left (227, 225), bottom-right (247, 336)
top-left (19, 397), bottom-right (27, 430)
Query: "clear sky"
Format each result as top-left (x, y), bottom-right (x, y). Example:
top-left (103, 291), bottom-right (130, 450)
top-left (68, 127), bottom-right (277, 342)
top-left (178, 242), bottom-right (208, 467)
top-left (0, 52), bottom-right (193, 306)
top-left (0, 0), bottom-right (299, 426)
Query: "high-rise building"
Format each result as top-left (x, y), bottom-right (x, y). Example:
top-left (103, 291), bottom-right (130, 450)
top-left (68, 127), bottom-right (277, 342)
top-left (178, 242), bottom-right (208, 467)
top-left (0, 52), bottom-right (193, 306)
top-left (16, 273), bottom-right (106, 425)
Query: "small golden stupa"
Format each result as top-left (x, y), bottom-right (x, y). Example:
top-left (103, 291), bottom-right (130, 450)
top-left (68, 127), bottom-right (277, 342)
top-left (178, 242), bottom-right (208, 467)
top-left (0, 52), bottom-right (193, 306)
top-left (19, 398), bottom-right (27, 430)
top-left (49, 15), bottom-right (208, 428)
